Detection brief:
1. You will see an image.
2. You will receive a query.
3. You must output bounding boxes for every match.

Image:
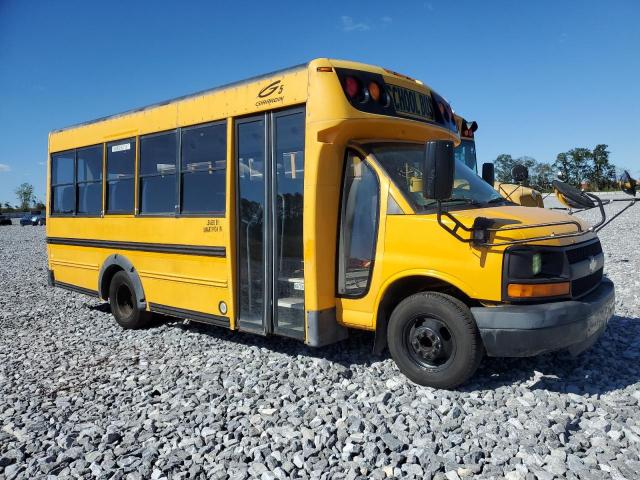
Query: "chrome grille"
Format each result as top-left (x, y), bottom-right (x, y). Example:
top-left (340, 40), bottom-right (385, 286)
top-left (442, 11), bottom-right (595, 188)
top-left (566, 239), bottom-right (604, 298)
top-left (571, 269), bottom-right (603, 298)
top-left (566, 239), bottom-right (602, 264)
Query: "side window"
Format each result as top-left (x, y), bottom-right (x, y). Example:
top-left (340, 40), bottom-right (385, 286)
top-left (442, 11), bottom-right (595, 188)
top-left (106, 138), bottom-right (136, 213)
top-left (76, 145), bottom-right (103, 214)
top-left (181, 123), bottom-right (226, 214)
top-left (51, 150), bottom-right (75, 214)
top-left (337, 151), bottom-right (380, 296)
top-left (140, 131), bottom-right (177, 214)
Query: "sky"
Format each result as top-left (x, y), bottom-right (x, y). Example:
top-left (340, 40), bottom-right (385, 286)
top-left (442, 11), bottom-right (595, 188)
top-left (1, 0), bottom-right (639, 205)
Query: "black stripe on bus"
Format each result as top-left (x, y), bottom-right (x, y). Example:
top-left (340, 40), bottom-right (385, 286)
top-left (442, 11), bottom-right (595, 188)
top-left (54, 281), bottom-right (100, 298)
top-left (46, 237), bottom-right (226, 257)
top-left (149, 303), bottom-right (230, 328)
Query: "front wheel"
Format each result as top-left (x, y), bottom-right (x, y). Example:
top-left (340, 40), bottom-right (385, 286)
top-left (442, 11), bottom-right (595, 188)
top-left (108, 271), bottom-right (151, 329)
top-left (387, 292), bottom-right (483, 389)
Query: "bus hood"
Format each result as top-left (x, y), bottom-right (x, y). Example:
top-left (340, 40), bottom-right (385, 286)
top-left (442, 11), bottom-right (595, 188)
top-left (494, 182), bottom-right (545, 208)
top-left (447, 205), bottom-right (596, 247)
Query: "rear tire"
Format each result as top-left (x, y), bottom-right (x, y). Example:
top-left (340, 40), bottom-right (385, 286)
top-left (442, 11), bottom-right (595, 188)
top-left (108, 271), bottom-right (151, 329)
top-left (387, 292), bottom-right (483, 389)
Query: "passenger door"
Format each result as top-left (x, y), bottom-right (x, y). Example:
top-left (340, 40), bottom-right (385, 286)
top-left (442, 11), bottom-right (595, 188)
top-left (337, 150), bottom-right (380, 298)
top-left (235, 108), bottom-right (305, 339)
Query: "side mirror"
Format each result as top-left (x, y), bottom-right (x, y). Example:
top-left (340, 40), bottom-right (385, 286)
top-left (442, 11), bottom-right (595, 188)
top-left (481, 162), bottom-right (495, 185)
top-left (423, 140), bottom-right (455, 200)
top-left (620, 170), bottom-right (637, 197)
top-left (552, 180), bottom-right (596, 210)
top-left (512, 164), bottom-right (529, 183)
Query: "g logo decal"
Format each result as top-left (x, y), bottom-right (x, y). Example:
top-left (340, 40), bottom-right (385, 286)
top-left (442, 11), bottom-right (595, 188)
top-left (258, 80), bottom-right (284, 98)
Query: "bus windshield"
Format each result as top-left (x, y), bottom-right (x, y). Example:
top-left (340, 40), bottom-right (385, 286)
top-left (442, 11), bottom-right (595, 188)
top-left (454, 139), bottom-right (477, 171)
top-left (370, 142), bottom-right (505, 211)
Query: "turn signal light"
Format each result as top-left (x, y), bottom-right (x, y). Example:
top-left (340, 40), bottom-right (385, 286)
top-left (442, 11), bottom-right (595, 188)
top-left (507, 282), bottom-right (570, 298)
top-left (368, 81), bottom-right (381, 102)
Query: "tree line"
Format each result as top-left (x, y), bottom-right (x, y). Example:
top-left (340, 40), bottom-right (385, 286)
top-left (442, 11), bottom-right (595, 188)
top-left (494, 144), bottom-right (622, 191)
top-left (0, 183), bottom-right (45, 213)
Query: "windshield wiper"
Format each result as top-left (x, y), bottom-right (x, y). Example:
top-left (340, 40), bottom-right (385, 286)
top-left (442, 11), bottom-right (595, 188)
top-left (487, 197), bottom-right (507, 204)
top-left (444, 198), bottom-right (484, 206)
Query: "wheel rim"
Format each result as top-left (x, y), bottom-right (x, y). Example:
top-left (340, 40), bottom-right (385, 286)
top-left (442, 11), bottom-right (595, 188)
top-left (404, 315), bottom-right (456, 370)
top-left (115, 284), bottom-right (134, 318)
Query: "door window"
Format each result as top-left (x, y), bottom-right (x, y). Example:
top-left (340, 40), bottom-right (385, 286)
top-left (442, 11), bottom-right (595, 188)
top-left (237, 118), bottom-right (266, 331)
top-left (273, 111), bottom-right (305, 336)
top-left (337, 151), bottom-right (379, 296)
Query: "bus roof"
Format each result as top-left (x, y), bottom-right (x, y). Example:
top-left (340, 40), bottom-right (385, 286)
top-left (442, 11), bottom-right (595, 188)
top-left (50, 58), bottom-right (455, 144)
top-left (51, 62), bottom-right (308, 134)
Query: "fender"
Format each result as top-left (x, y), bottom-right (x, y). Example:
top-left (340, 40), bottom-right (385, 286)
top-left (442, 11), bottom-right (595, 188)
top-left (372, 270), bottom-right (476, 355)
top-left (98, 254), bottom-right (147, 310)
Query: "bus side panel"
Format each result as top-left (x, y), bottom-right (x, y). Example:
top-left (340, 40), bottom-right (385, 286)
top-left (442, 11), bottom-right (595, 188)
top-left (48, 244), bottom-right (101, 293)
top-left (133, 251), bottom-right (229, 315)
top-left (49, 245), bottom-right (231, 319)
top-left (47, 217), bottom-right (233, 322)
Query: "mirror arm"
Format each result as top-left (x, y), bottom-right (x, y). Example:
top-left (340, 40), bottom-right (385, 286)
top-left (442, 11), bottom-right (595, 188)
top-left (435, 202), bottom-right (594, 248)
top-left (436, 201), bottom-right (476, 243)
top-left (584, 193), bottom-right (607, 231)
top-left (595, 197), bottom-right (639, 232)
top-left (436, 187), bottom-right (637, 246)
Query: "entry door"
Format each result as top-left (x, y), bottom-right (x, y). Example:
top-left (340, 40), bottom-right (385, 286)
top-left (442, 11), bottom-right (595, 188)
top-left (236, 108), bottom-right (305, 338)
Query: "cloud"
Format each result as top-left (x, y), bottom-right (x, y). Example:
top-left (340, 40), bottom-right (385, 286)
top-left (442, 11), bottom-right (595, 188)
top-left (38, 161), bottom-right (45, 166)
top-left (340, 16), bottom-right (371, 32)
top-left (381, 16), bottom-right (392, 23)
top-left (425, 2), bottom-right (434, 11)
top-left (0, 163), bottom-right (10, 173)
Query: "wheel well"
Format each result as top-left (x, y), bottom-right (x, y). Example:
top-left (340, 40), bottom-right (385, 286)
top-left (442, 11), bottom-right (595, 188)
top-left (99, 265), bottom-right (123, 300)
top-left (373, 276), bottom-right (474, 355)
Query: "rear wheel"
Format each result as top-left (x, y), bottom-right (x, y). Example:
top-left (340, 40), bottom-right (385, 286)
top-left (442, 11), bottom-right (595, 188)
top-left (387, 292), bottom-right (483, 389)
top-left (108, 271), bottom-right (151, 329)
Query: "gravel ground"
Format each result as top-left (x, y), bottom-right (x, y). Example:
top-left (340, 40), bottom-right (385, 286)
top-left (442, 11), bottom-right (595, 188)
top-left (1, 197), bottom-right (639, 480)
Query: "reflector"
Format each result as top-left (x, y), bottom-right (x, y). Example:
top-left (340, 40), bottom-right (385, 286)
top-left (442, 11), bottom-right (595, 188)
top-left (507, 282), bottom-right (570, 298)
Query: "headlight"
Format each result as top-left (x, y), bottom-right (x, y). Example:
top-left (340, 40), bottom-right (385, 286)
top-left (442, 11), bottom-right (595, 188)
top-left (504, 248), bottom-right (569, 301)
top-left (506, 249), bottom-right (566, 279)
top-left (531, 253), bottom-right (542, 275)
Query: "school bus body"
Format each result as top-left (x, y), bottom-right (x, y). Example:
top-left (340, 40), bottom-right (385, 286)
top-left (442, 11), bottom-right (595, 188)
top-left (48, 59), bottom-right (469, 335)
top-left (47, 58), bottom-right (613, 387)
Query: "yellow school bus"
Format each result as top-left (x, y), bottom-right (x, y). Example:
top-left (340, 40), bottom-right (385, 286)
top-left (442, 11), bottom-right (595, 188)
top-left (47, 59), bottom-right (614, 388)
top-left (454, 115), bottom-right (544, 207)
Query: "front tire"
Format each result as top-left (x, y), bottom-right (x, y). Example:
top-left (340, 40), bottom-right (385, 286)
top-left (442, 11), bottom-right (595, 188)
top-left (387, 292), bottom-right (483, 389)
top-left (108, 271), bottom-right (151, 329)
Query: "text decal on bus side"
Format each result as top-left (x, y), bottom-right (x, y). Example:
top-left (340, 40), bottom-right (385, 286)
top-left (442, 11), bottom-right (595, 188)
top-left (256, 80), bottom-right (284, 107)
top-left (112, 143), bottom-right (131, 152)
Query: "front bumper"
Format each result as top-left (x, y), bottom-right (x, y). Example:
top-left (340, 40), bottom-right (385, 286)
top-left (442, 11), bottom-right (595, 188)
top-left (471, 278), bottom-right (614, 357)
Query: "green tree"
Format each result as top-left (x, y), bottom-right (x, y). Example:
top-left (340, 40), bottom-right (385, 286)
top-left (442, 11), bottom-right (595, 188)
top-left (553, 152), bottom-right (571, 183)
top-left (589, 144), bottom-right (615, 190)
top-left (567, 147), bottom-right (593, 185)
top-left (530, 162), bottom-right (554, 191)
top-left (606, 165), bottom-right (618, 189)
top-left (15, 182), bottom-right (35, 211)
top-left (494, 154), bottom-right (516, 182)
